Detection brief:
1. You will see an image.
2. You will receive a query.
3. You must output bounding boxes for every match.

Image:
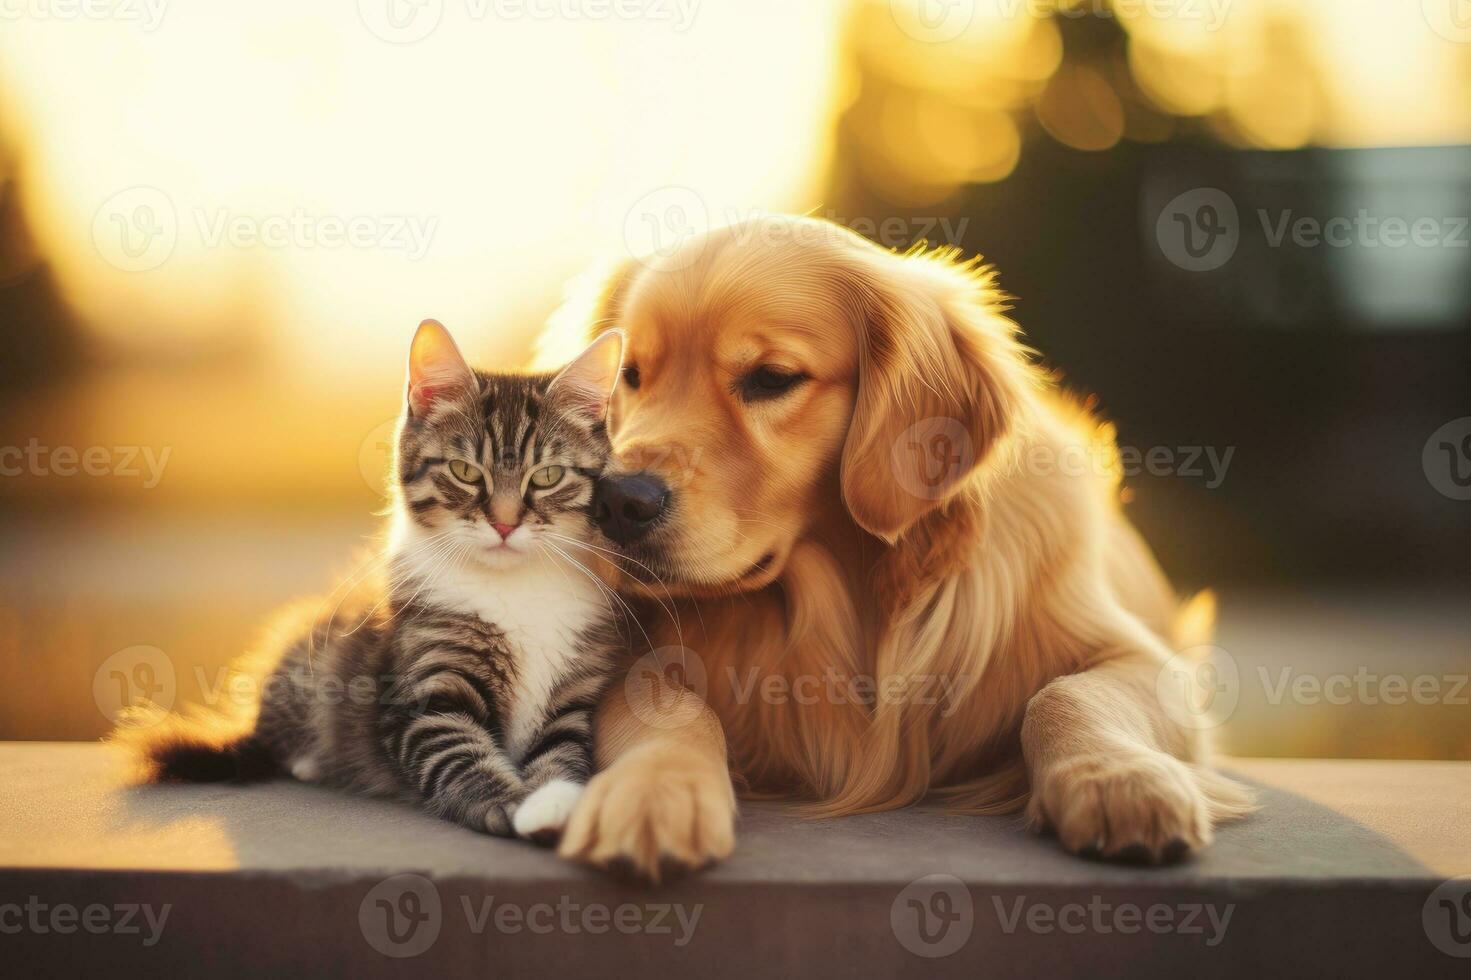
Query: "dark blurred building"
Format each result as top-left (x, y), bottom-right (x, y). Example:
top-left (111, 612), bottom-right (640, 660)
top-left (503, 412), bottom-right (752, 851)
top-left (0, 144), bottom-right (81, 393)
top-left (830, 6), bottom-right (1471, 587)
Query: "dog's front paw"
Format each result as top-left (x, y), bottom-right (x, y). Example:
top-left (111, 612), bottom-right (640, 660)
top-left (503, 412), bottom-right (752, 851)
top-left (1029, 750), bottom-right (1211, 864)
top-left (558, 742), bottom-right (735, 882)
top-left (513, 779), bottom-right (584, 845)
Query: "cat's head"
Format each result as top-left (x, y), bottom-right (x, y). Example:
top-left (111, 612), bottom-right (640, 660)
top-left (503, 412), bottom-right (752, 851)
top-left (393, 319), bottom-right (623, 570)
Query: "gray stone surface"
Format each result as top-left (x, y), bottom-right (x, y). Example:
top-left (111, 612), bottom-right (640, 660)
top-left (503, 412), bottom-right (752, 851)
top-left (2, 744), bottom-right (1468, 978)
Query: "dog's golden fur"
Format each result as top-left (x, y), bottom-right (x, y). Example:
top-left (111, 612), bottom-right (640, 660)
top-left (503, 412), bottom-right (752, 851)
top-left (540, 215), bottom-right (1254, 878)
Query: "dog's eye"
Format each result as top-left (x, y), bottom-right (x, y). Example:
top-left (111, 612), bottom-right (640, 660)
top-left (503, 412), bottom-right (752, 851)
top-left (737, 366), bottom-right (807, 403)
top-left (622, 365), bottom-right (641, 390)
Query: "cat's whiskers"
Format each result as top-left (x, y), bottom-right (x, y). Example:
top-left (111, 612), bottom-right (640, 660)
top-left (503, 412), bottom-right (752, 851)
top-left (318, 528), bottom-right (456, 634)
top-left (346, 530), bottom-right (469, 635)
top-left (383, 529), bottom-right (464, 600)
top-left (390, 536), bottom-right (479, 628)
top-left (539, 539), bottom-right (630, 624)
top-left (541, 531), bottom-right (685, 652)
top-left (531, 536), bottom-right (620, 627)
top-left (539, 540), bottom-right (657, 655)
top-left (542, 532), bottom-right (675, 590)
top-left (307, 528), bottom-right (454, 670)
top-left (533, 538), bottom-right (621, 631)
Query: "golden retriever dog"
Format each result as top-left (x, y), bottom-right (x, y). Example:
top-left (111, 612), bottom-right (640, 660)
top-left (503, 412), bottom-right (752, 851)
top-left (538, 214), bottom-right (1254, 878)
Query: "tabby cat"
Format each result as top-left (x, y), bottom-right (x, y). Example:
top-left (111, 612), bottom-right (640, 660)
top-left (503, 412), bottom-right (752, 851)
top-left (119, 320), bottom-right (627, 841)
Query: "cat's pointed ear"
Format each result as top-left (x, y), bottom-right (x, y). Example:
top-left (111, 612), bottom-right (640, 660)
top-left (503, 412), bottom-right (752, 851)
top-left (406, 319), bottom-right (475, 416)
top-left (547, 329), bottom-right (624, 422)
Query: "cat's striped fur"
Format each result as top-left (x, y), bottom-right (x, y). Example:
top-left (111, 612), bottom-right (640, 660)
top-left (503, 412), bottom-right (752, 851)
top-left (117, 323), bottom-right (628, 841)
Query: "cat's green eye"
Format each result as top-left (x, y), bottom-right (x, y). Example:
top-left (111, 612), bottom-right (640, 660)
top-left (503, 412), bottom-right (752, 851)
top-left (529, 465), bottom-right (564, 489)
top-left (447, 459), bottom-right (483, 484)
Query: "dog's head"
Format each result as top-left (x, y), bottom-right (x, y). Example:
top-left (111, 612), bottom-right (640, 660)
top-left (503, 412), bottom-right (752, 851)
top-left (572, 215), bottom-right (1033, 595)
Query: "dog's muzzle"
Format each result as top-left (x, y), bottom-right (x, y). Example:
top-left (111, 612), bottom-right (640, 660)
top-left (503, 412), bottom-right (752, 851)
top-left (593, 472), bottom-right (669, 544)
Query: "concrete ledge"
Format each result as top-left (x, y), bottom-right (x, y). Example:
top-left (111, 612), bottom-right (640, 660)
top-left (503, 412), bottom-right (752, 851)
top-left (2, 744), bottom-right (1468, 977)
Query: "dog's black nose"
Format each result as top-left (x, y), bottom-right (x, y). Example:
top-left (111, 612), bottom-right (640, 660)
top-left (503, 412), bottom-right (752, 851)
top-left (594, 473), bottom-right (669, 544)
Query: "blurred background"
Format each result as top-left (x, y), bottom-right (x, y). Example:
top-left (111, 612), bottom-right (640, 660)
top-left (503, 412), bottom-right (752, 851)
top-left (1, 0), bottom-right (1466, 759)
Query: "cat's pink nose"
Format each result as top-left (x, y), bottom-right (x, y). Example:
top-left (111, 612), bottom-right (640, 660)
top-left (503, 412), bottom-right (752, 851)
top-left (491, 522), bottom-right (517, 541)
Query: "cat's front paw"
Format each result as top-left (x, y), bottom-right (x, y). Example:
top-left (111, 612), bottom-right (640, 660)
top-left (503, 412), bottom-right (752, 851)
top-left (482, 804), bottom-right (514, 837)
top-left (513, 779), bottom-right (584, 845)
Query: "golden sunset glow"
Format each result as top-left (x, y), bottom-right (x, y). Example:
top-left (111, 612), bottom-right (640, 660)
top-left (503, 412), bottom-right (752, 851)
top-left (1, 1), bottom-right (1467, 761)
top-left (0, 0), bottom-right (1465, 386)
top-left (851, 0), bottom-right (1471, 196)
top-left (0, 1), bottom-right (845, 381)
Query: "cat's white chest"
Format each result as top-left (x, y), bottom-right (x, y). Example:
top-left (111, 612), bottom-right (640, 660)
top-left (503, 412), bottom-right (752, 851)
top-left (427, 559), bottom-right (603, 760)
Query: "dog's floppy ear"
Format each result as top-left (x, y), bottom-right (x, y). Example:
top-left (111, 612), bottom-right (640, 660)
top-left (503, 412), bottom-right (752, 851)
top-left (838, 245), bottom-right (1033, 544)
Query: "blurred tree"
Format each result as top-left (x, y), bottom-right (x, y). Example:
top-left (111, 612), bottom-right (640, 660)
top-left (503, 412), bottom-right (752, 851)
top-left (0, 130), bottom-right (81, 394)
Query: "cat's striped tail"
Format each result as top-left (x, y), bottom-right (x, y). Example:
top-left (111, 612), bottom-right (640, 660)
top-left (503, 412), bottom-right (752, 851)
top-left (109, 704), bottom-right (278, 784)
